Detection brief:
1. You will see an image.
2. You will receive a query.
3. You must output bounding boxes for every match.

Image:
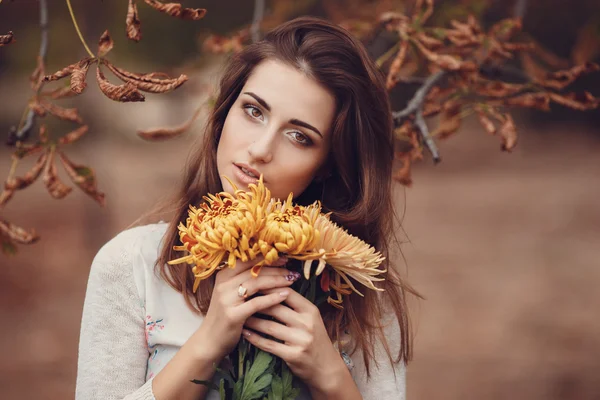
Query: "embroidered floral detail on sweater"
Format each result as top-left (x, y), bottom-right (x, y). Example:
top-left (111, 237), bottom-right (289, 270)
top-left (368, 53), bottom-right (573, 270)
top-left (145, 315), bottom-right (165, 349)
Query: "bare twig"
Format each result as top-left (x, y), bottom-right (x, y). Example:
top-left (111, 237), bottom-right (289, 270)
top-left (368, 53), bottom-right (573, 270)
top-left (251, 0), bottom-right (265, 43)
top-left (392, 71), bottom-right (446, 161)
top-left (415, 109), bottom-right (440, 163)
top-left (393, 71), bottom-right (446, 121)
top-left (8, 0), bottom-right (49, 145)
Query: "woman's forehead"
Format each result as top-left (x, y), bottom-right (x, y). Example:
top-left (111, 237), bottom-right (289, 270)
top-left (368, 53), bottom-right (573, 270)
top-left (242, 60), bottom-right (335, 133)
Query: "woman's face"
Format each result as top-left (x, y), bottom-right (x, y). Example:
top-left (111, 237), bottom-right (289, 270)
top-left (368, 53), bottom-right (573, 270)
top-left (216, 60), bottom-right (335, 201)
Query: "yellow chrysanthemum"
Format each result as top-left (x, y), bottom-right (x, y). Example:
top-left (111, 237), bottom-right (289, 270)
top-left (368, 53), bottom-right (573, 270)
top-left (255, 193), bottom-right (321, 272)
top-left (295, 214), bottom-right (386, 309)
top-left (168, 176), bottom-right (272, 291)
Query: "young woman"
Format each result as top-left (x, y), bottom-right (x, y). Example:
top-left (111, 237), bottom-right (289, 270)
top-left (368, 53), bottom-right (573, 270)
top-left (76, 16), bottom-right (414, 400)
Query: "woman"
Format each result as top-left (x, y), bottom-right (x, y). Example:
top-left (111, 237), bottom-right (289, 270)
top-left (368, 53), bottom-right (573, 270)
top-left (76, 16), bottom-right (414, 400)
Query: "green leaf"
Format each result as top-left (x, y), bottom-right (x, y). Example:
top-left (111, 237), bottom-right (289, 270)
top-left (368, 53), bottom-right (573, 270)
top-left (234, 380), bottom-right (243, 399)
top-left (219, 379), bottom-right (226, 399)
top-left (281, 364), bottom-right (301, 400)
top-left (268, 374), bottom-right (283, 400)
top-left (240, 350), bottom-right (275, 400)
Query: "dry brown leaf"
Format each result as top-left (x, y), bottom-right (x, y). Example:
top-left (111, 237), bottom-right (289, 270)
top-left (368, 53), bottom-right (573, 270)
top-left (43, 148), bottom-right (73, 199)
top-left (432, 101), bottom-right (462, 139)
top-left (71, 58), bottom-right (94, 94)
top-left (41, 85), bottom-right (79, 100)
top-left (489, 18), bottom-right (521, 42)
top-left (498, 114), bottom-right (517, 151)
top-left (98, 30), bottom-right (114, 57)
top-left (386, 40), bottom-right (409, 90)
top-left (13, 143), bottom-right (44, 160)
top-left (0, 190), bottom-right (14, 208)
top-left (126, 0), bottom-right (142, 42)
top-left (413, 0), bottom-right (433, 25)
top-left (549, 91), bottom-right (599, 111)
top-left (143, 0), bottom-right (207, 20)
top-left (39, 124), bottom-right (48, 144)
top-left (414, 40), bottom-right (477, 71)
top-left (504, 92), bottom-right (551, 111)
top-left (58, 152), bottom-right (106, 207)
top-left (474, 80), bottom-right (525, 98)
top-left (538, 62), bottom-right (600, 91)
top-left (33, 100), bottom-right (83, 123)
top-left (0, 31), bottom-right (14, 46)
top-left (104, 62), bottom-right (187, 93)
top-left (423, 101), bottom-right (442, 117)
top-left (502, 42), bottom-right (534, 53)
top-left (203, 32), bottom-right (248, 54)
top-left (43, 61), bottom-right (79, 82)
top-left (393, 152), bottom-right (413, 186)
top-left (474, 106), bottom-right (497, 135)
top-left (0, 219), bottom-right (39, 245)
top-left (446, 32), bottom-right (479, 48)
top-left (138, 105), bottom-right (203, 141)
top-left (59, 125), bottom-right (89, 145)
top-left (96, 65), bottom-right (145, 102)
top-left (4, 151), bottom-right (48, 191)
top-left (417, 33), bottom-right (443, 50)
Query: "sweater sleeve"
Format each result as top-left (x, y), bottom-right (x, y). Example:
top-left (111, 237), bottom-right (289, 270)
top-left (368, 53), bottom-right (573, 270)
top-left (350, 313), bottom-right (407, 400)
top-left (75, 228), bottom-right (155, 400)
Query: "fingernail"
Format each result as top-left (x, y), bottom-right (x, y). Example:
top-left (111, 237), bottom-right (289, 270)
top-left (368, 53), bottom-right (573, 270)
top-left (279, 290), bottom-right (289, 297)
top-left (285, 272), bottom-right (300, 282)
top-left (242, 330), bottom-right (251, 337)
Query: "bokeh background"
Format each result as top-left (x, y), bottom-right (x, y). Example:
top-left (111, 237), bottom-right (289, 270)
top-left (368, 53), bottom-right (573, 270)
top-left (1, 1), bottom-right (599, 399)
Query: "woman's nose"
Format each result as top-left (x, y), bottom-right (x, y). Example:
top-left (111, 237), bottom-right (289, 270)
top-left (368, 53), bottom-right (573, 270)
top-left (247, 131), bottom-right (275, 164)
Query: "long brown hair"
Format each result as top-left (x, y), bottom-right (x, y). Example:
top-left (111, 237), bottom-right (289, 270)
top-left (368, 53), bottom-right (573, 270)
top-left (153, 16), bottom-right (417, 376)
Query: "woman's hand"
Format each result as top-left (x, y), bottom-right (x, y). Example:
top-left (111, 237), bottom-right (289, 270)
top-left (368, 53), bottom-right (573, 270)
top-left (241, 289), bottom-right (358, 397)
top-left (191, 257), bottom-right (301, 362)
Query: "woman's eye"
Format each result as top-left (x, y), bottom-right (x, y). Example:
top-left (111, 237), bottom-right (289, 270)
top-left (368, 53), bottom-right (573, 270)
top-left (290, 131), bottom-right (312, 146)
top-left (243, 104), bottom-right (263, 120)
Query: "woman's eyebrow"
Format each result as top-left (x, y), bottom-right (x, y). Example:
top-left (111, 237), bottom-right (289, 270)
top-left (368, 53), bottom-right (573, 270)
top-left (243, 91), bottom-right (323, 138)
top-left (244, 91), bottom-right (271, 111)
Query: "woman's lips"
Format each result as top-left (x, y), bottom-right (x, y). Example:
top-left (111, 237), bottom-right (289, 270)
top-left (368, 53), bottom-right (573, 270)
top-left (233, 164), bottom-right (259, 185)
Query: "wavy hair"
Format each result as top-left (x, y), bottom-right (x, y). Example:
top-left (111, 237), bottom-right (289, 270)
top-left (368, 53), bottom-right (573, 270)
top-left (152, 16), bottom-right (417, 376)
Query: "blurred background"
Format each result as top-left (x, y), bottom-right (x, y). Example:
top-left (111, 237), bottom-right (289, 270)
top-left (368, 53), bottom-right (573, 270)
top-left (1, 0), bottom-right (599, 399)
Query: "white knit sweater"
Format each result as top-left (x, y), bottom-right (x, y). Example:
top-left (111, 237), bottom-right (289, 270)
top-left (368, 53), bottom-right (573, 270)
top-left (75, 223), bottom-right (406, 399)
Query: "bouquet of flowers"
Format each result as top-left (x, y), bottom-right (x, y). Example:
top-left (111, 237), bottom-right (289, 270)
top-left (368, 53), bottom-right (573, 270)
top-left (168, 176), bottom-right (386, 399)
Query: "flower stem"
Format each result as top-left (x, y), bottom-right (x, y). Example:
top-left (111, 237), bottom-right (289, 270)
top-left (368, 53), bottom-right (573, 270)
top-left (66, 0), bottom-right (95, 58)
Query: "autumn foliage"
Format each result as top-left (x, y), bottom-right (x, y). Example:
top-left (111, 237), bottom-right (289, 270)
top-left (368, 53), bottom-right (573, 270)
top-left (1, 0), bottom-right (598, 253)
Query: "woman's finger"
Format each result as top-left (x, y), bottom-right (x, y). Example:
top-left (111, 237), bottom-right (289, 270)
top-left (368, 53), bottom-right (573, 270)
top-left (244, 316), bottom-right (297, 343)
top-left (256, 304), bottom-right (298, 327)
top-left (237, 271), bottom-right (301, 299)
top-left (241, 329), bottom-right (290, 360)
top-left (216, 255), bottom-right (288, 280)
top-left (232, 266), bottom-right (294, 286)
top-left (261, 287), bottom-right (316, 313)
top-left (235, 290), bottom-right (290, 321)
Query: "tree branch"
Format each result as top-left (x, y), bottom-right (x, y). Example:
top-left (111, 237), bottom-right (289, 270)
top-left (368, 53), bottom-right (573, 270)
top-left (250, 0), bottom-right (265, 43)
top-left (392, 70), bottom-right (446, 162)
top-left (8, 0), bottom-right (48, 145)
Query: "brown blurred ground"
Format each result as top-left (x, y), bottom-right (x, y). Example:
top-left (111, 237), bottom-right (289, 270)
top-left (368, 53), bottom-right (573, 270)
top-left (1, 115), bottom-right (599, 400)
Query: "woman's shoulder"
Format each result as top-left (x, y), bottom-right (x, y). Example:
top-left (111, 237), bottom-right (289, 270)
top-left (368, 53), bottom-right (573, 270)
top-left (92, 221), bottom-right (169, 270)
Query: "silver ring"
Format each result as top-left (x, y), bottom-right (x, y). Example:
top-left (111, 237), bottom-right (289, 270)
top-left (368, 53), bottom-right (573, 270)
top-left (238, 284), bottom-right (248, 298)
